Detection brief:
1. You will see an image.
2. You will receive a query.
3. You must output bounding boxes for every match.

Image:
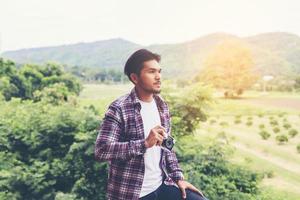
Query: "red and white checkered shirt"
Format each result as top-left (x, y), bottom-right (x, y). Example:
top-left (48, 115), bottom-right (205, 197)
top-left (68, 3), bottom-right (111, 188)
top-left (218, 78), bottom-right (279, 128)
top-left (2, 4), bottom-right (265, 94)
top-left (95, 87), bottom-right (184, 200)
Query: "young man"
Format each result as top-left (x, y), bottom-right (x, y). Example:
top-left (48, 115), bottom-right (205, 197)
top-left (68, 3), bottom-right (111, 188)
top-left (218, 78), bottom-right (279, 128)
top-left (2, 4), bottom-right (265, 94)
top-left (95, 49), bottom-right (207, 200)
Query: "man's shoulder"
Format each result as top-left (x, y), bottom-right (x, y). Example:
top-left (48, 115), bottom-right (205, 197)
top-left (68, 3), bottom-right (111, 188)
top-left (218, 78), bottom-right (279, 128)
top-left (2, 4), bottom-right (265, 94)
top-left (109, 92), bottom-right (132, 110)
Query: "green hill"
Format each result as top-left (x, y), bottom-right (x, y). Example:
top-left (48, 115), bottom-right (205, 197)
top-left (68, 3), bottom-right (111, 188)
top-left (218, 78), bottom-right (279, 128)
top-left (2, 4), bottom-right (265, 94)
top-left (2, 32), bottom-right (300, 78)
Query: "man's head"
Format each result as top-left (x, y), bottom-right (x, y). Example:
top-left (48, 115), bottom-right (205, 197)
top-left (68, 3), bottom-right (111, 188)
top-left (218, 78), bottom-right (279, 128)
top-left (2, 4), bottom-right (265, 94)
top-left (124, 49), bottom-right (162, 94)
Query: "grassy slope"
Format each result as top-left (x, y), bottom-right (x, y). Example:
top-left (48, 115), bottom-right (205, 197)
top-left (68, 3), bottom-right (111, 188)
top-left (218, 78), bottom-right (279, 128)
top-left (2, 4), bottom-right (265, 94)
top-left (200, 94), bottom-right (300, 199)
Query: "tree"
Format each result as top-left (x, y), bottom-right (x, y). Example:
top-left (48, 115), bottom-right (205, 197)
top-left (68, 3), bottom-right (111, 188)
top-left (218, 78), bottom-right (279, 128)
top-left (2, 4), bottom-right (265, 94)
top-left (0, 59), bottom-right (82, 101)
top-left (197, 40), bottom-right (259, 98)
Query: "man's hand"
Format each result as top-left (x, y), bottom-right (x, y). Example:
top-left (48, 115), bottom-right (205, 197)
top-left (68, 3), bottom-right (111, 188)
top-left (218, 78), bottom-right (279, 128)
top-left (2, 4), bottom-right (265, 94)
top-left (144, 125), bottom-right (166, 148)
top-left (177, 180), bottom-right (204, 199)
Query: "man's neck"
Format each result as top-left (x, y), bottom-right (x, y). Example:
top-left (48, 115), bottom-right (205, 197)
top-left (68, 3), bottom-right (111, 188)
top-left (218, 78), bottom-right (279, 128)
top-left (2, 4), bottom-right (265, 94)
top-left (135, 86), bottom-right (154, 102)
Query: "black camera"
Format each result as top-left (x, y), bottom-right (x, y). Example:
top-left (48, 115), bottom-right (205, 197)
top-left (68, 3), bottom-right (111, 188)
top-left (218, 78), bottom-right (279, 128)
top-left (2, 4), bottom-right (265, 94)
top-left (161, 136), bottom-right (176, 151)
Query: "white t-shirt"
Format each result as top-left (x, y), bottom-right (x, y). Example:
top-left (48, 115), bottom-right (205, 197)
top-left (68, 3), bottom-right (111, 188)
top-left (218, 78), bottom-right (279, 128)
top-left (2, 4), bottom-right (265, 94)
top-left (138, 98), bottom-right (163, 198)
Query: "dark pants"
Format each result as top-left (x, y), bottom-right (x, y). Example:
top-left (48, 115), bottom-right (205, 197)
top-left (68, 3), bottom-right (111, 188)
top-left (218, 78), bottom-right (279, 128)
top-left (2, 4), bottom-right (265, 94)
top-left (139, 183), bottom-right (209, 200)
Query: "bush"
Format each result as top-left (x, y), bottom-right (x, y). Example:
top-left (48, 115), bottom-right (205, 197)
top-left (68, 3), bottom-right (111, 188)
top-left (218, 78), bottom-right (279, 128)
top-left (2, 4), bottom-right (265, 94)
top-left (220, 121), bottom-right (229, 127)
top-left (265, 170), bottom-right (275, 178)
top-left (283, 123), bottom-right (291, 129)
top-left (288, 129), bottom-right (298, 137)
top-left (234, 119), bottom-right (242, 124)
top-left (275, 135), bottom-right (289, 144)
top-left (297, 144), bottom-right (300, 153)
top-left (278, 113), bottom-right (285, 118)
top-left (0, 100), bottom-right (107, 200)
top-left (179, 139), bottom-right (261, 200)
top-left (258, 124), bottom-right (265, 129)
top-left (209, 119), bottom-right (217, 125)
top-left (246, 121), bottom-right (253, 126)
top-left (272, 127), bottom-right (280, 134)
top-left (259, 131), bottom-right (271, 140)
top-left (269, 120), bottom-right (278, 126)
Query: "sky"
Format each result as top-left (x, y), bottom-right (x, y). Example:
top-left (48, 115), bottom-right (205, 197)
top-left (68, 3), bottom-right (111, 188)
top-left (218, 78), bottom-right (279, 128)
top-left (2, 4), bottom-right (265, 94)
top-left (0, 0), bottom-right (300, 52)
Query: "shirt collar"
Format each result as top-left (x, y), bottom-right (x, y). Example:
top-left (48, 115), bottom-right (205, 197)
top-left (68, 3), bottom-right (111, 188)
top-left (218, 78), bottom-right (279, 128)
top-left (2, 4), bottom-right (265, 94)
top-left (129, 86), bottom-right (165, 111)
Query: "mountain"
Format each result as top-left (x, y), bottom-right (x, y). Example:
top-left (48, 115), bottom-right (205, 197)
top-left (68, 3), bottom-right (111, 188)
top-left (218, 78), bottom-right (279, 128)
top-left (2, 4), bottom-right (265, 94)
top-left (1, 38), bottom-right (142, 69)
top-left (2, 32), bottom-right (300, 78)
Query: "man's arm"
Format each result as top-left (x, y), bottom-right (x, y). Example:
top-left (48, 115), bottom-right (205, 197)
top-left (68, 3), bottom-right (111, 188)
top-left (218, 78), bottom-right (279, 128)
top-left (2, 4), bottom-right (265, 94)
top-left (165, 149), bottom-right (184, 182)
top-left (94, 105), bottom-right (146, 162)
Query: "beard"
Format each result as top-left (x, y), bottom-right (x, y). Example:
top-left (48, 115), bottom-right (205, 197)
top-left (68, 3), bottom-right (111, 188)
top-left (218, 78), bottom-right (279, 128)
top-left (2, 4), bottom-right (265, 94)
top-left (144, 87), bottom-right (161, 94)
top-left (139, 81), bottom-right (161, 94)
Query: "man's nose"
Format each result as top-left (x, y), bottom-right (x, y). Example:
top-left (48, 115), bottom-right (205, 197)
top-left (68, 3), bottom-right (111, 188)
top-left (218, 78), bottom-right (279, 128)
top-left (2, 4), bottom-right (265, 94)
top-left (155, 72), bottom-right (161, 80)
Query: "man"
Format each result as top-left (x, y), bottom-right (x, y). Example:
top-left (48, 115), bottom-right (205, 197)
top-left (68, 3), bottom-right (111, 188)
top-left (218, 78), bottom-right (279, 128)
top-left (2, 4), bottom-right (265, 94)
top-left (95, 49), bottom-right (207, 200)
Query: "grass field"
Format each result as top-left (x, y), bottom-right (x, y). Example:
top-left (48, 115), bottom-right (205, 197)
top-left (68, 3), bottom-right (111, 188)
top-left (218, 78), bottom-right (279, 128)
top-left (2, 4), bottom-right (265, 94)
top-left (200, 94), bottom-right (300, 199)
top-left (79, 84), bottom-right (300, 200)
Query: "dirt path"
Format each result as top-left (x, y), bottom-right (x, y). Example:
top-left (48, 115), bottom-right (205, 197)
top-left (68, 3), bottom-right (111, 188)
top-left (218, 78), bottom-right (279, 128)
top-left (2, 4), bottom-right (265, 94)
top-left (233, 142), bottom-right (300, 176)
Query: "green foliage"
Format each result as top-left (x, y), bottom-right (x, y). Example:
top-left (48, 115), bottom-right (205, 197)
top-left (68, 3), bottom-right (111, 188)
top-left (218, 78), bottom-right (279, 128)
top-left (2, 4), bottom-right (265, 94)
top-left (275, 135), bottom-right (289, 144)
top-left (269, 119), bottom-right (278, 126)
top-left (178, 138), bottom-right (261, 200)
top-left (234, 119), bottom-right (242, 124)
top-left (259, 131), bottom-right (271, 140)
top-left (0, 100), bottom-right (107, 200)
top-left (272, 127), bottom-right (280, 133)
top-left (283, 123), bottom-right (291, 129)
top-left (220, 121), bottom-right (229, 127)
top-left (209, 119), bottom-right (217, 125)
top-left (162, 82), bottom-right (215, 136)
top-left (297, 144), bottom-right (300, 153)
top-left (246, 121), bottom-right (253, 126)
top-left (258, 113), bottom-right (264, 118)
top-left (0, 59), bottom-right (82, 101)
top-left (288, 129), bottom-right (298, 137)
top-left (259, 124), bottom-right (265, 129)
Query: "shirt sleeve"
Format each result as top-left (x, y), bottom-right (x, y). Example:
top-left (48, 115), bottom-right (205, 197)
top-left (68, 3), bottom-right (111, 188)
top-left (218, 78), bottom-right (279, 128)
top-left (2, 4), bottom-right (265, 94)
top-left (164, 103), bottom-right (184, 182)
top-left (165, 150), bottom-right (184, 182)
top-left (94, 105), bottom-right (146, 162)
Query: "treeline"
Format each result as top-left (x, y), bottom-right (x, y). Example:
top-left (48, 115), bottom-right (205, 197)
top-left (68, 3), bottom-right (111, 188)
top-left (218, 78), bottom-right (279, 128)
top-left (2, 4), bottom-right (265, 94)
top-left (66, 66), bottom-right (129, 84)
top-left (0, 58), bottom-right (282, 199)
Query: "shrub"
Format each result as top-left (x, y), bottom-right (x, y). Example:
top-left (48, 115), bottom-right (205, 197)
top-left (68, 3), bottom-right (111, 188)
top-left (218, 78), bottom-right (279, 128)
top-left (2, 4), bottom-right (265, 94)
top-left (259, 131), bottom-right (271, 140)
top-left (272, 127), bottom-right (280, 134)
top-left (269, 116), bottom-right (274, 120)
top-left (275, 135), bottom-right (288, 144)
top-left (258, 124), bottom-right (265, 129)
top-left (297, 144), bottom-right (300, 153)
top-left (234, 119), bottom-right (242, 124)
top-left (220, 121), bottom-right (229, 127)
top-left (258, 113), bottom-right (264, 118)
top-left (246, 121), bottom-right (253, 126)
top-left (269, 120), bottom-right (278, 126)
top-left (235, 115), bottom-right (242, 119)
top-left (283, 123), bottom-right (291, 129)
top-left (209, 119), bottom-right (217, 125)
top-left (288, 129), bottom-right (298, 137)
top-left (278, 113), bottom-right (285, 118)
top-left (265, 170), bottom-right (275, 178)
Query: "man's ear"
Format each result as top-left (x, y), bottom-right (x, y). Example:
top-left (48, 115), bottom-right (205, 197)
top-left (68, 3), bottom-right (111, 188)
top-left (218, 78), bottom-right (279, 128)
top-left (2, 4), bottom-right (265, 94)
top-left (130, 73), bottom-right (138, 84)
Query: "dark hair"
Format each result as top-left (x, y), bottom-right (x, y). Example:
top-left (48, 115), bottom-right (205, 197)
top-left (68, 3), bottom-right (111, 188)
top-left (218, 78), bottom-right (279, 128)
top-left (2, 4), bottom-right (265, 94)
top-left (124, 49), bottom-right (161, 82)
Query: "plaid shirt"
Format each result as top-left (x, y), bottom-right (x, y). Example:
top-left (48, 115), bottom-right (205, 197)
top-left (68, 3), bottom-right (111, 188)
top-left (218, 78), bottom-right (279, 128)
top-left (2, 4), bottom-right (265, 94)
top-left (95, 87), bottom-right (184, 200)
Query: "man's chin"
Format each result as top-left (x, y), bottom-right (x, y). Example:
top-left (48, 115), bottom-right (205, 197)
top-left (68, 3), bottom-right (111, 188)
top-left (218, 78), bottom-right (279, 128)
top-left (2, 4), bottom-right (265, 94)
top-left (146, 88), bottom-right (161, 94)
top-left (153, 89), bottom-right (161, 94)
